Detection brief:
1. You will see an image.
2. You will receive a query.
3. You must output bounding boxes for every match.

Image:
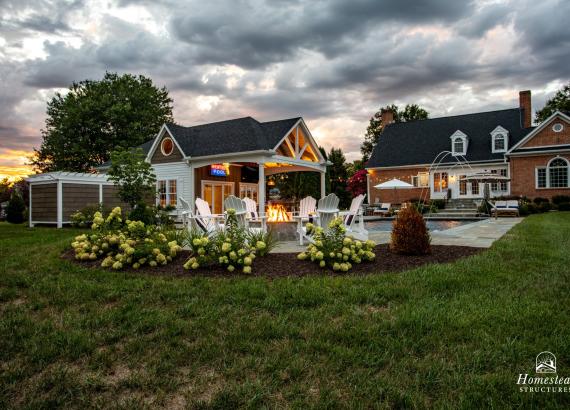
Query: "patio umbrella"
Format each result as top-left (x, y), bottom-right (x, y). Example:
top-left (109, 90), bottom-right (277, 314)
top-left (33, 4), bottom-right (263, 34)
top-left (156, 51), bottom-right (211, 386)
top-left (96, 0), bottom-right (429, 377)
top-left (374, 178), bottom-right (414, 204)
top-left (459, 172), bottom-right (510, 201)
top-left (460, 171), bottom-right (511, 215)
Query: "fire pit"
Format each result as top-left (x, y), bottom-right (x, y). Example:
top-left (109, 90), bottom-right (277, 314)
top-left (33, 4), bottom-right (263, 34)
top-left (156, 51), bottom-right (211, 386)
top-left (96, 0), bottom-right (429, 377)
top-left (266, 204), bottom-right (298, 241)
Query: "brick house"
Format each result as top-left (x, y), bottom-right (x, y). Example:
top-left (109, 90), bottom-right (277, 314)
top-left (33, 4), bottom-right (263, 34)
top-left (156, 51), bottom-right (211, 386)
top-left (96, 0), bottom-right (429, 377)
top-left (366, 91), bottom-right (570, 203)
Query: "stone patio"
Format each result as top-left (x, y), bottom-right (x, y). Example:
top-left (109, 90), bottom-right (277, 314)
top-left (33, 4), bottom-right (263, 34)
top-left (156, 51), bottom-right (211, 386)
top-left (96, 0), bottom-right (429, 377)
top-left (272, 217), bottom-right (524, 253)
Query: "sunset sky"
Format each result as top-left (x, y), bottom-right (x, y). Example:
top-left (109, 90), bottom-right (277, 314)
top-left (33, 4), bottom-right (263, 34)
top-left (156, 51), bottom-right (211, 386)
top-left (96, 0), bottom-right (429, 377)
top-left (1, 0), bottom-right (569, 181)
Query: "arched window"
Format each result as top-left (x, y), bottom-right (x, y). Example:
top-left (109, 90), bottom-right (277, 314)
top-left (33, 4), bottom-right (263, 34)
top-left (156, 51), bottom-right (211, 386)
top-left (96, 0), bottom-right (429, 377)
top-left (549, 158), bottom-right (569, 188)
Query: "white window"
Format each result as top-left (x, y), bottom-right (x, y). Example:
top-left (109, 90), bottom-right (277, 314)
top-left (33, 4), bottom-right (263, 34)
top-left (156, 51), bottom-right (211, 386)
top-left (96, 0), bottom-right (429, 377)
top-left (549, 158), bottom-right (569, 188)
top-left (536, 168), bottom-right (547, 188)
top-left (157, 179), bottom-right (177, 207)
top-left (552, 123), bottom-right (564, 133)
top-left (490, 169), bottom-right (508, 192)
top-left (493, 134), bottom-right (506, 152)
top-left (535, 157), bottom-right (569, 189)
top-left (433, 172), bottom-right (448, 192)
top-left (453, 139), bottom-right (464, 154)
top-left (239, 183), bottom-right (258, 202)
top-left (490, 126), bottom-right (509, 153)
top-left (412, 172), bottom-right (429, 188)
top-left (450, 130), bottom-right (468, 156)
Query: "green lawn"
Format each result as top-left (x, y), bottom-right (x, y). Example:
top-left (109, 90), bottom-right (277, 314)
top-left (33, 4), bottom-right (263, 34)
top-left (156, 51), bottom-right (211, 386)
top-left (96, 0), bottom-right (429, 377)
top-left (1, 214), bottom-right (569, 409)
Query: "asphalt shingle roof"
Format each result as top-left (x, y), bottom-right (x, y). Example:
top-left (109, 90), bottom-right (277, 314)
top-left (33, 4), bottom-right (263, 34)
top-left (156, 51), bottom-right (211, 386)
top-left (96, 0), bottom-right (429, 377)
top-left (140, 116), bottom-right (300, 158)
top-left (366, 108), bottom-right (532, 168)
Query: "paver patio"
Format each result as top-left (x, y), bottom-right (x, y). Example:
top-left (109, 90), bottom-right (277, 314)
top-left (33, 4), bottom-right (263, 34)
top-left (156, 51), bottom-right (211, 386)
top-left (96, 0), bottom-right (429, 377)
top-left (272, 217), bottom-right (524, 252)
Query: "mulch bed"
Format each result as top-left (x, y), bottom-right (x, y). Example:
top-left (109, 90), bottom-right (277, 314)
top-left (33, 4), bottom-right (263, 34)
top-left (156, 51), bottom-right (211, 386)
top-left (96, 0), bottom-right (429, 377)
top-left (62, 244), bottom-right (482, 278)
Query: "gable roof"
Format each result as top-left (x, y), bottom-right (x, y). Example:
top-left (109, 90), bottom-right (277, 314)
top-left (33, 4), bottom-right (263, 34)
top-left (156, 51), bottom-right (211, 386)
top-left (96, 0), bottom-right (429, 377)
top-left (507, 110), bottom-right (570, 154)
top-left (143, 116), bottom-right (301, 159)
top-left (367, 108), bottom-right (532, 168)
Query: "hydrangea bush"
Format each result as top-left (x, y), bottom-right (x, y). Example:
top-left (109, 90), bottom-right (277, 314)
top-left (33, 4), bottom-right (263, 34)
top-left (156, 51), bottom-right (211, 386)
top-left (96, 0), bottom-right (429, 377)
top-left (71, 207), bottom-right (182, 270)
top-left (183, 209), bottom-right (274, 274)
top-left (297, 217), bottom-right (376, 272)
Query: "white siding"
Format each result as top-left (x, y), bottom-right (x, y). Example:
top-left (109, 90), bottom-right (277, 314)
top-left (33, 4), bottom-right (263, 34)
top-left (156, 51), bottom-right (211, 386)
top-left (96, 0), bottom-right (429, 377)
top-left (151, 162), bottom-right (191, 207)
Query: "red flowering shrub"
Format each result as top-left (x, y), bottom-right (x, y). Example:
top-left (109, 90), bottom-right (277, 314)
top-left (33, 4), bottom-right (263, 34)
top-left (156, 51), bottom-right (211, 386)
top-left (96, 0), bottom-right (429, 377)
top-left (390, 205), bottom-right (431, 255)
top-left (347, 169), bottom-right (368, 197)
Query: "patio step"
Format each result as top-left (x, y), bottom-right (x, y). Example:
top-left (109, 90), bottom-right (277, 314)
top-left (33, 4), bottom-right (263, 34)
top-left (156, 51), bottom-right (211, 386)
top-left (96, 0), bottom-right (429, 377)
top-left (425, 213), bottom-right (479, 218)
top-left (436, 208), bottom-right (478, 214)
top-left (444, 198), bottom-right (482, 209)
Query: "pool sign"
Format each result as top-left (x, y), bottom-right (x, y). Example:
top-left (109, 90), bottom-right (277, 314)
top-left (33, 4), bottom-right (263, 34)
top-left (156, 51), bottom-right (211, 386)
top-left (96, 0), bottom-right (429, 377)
top-left (210, 164), bottom-right (228, 177)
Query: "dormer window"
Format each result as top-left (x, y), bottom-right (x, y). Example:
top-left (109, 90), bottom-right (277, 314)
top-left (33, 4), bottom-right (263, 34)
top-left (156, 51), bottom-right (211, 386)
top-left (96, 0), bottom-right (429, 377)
top-left (494, 134), bottom-right (506, 151)
top-left (453, 139), bottom-right (464, 153)
top-left (490, 126), bottom-right (509, 153)
top-left (450, 130), bottom-right (468, 156)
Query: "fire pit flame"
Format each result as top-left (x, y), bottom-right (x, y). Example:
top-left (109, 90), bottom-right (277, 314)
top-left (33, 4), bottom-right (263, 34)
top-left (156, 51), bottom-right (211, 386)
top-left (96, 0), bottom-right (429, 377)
top-left (267, 204), bottom-right (291, 222)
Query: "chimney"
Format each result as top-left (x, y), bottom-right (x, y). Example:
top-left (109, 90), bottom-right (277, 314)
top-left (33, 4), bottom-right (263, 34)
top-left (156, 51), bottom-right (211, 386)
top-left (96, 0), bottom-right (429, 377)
top-left (519, 90), bottom-right (532, 128)
top-left (381, 108), bottom-right (394, 126)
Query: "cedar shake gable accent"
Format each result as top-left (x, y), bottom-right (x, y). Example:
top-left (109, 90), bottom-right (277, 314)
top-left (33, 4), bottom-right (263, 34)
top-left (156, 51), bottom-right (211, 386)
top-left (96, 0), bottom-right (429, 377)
top-left (150, 132), bottom-right (184, 164)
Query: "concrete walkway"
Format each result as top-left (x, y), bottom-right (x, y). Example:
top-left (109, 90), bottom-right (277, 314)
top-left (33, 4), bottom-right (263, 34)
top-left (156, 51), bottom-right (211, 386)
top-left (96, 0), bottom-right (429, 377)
top-left (272, 218), bottom-right (524, 253)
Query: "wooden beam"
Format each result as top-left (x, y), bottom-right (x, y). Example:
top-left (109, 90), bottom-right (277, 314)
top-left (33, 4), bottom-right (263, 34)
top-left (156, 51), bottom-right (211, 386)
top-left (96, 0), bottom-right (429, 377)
top-left (284, 137), bottom-right (296, 158)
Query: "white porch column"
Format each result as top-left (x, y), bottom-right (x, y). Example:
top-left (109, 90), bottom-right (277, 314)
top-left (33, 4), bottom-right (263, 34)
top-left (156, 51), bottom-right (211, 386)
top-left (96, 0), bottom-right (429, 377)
top-left (188, 162), bottom-right (195, 212)
top-left (320, 171), bottom-right (326, 199)
top-left (258, 163), bottom-right (265, 215)
top-left (29, 184), bottom-right (33, 227)
top-left (366, 172), bottom-right (370, 203)
top-left (56, 180), bottom-right (63, 228)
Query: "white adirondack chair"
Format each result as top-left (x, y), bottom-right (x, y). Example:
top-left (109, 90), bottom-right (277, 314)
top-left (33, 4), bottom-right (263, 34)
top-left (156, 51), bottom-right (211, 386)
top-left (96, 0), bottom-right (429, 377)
top-left (316, 193), bottom-right (340, 229)
top-left (193, 198), bottom-right (225, 233)
top-left (243, 197), bottom-right (267, 232)
top-left (297, 196), bottom-right (317, 218)
top-left (178, 197), bottom-right (192, 228)
top-left (339, 194), bottom-right (368, 240)
top-left (297, 193), bottom-right (339, 245)
top-left (224, 195), bottom-right (263, 233)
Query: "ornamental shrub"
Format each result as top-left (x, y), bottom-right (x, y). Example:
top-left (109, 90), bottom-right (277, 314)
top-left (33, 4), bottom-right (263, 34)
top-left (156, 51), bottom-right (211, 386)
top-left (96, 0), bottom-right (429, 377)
top-left (297, 217), bottom-right (376, 272)
top-left (538, 201), bottom-right (552, 213)
top-left (390, 205), bottom-right (431, 255)
top-left (183, 209), bottom-right (273, 274)
top-left (70, 206), bottom-right (182, 270)
top-left (552, 195), bottom-right (570, 205)
top-left (6, 193), bottom-right (25, 224)
top-left (557, 202), bottom-right (570, 211)
top-left (70, 204), bottom-right (109, 228)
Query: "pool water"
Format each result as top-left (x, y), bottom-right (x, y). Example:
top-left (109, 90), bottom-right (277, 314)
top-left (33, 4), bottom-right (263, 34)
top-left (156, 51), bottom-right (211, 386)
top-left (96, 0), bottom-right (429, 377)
top-left (366, 219), bottom-right (476, 232)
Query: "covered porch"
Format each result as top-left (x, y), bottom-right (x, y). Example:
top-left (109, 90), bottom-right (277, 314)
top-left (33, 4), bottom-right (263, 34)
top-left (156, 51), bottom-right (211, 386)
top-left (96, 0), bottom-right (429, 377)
top-left (184, 121), bottom-right (328, 216)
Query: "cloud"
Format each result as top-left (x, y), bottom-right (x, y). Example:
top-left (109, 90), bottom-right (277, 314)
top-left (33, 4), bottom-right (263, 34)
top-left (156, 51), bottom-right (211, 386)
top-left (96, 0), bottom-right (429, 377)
top-left (0, 0), bottom-right (569, 178)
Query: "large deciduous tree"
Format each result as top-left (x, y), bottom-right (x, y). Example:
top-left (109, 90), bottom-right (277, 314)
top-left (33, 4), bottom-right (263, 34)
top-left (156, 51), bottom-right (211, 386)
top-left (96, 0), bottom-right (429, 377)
top-left (536, 82), bottom-right (570, 123)
top-left (31, 72), bottom-right (173, 173)
top-left (360, 103), bottom-right (429, 162)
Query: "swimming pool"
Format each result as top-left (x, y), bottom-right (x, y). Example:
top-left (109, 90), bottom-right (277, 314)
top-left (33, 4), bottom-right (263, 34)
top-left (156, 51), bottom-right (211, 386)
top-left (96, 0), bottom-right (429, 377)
top-left (366, 219), bottom-right (477, 232)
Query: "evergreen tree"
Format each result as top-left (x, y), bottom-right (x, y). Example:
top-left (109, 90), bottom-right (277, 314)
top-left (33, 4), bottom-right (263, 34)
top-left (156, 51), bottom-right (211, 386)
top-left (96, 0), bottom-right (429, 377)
top-left (6, 193), bottom-right (25, 224)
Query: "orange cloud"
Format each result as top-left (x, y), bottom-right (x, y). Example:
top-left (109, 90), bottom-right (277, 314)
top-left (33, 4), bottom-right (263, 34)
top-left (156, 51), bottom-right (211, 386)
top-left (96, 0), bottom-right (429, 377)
top-left (0, 149), bottom-right (35, 182)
